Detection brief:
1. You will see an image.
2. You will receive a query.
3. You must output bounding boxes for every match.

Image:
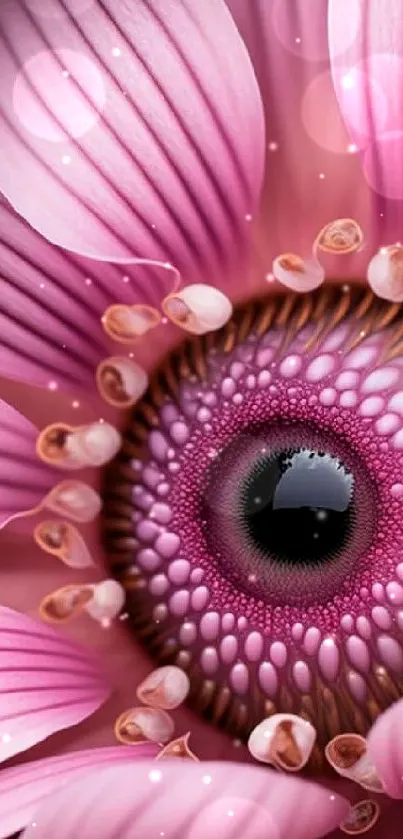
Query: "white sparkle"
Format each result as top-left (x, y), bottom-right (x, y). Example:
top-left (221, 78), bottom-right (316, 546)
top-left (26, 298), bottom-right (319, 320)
top-left (61, 69), bottom-right (70, 78)
top-left (61, 154), bottom-right (71, 165)
top-left (149, 769), bottom-right (162, 783)
top-left (341, 73), bottom-right (355, 90)
top-left (265, 272), bottom-right (275, 283)
top-left (227, 810), bottom-right (235, 818)
top-left (295, 36), bottom-right (301, 43)
top-left (347, 143), bottom-right (358, 154)
top-left (268, 141), bottom-right (278, 152)
top-left (122, 275), bottom-right (130, 283)
top-left (48, 380), bottom-right (58, 391)
top-left (319, 172), bottom-right (325, 179)
top-left (342, 284), bottom-right (350, 293)
top-left (112, 47), bottom-right (121, 57)
top-left (85, 277), bottom-right (92, 285)
top-left (1, 733), bottom-right (11, 743)
top-left (202, 774), bottom-right (212, 785)
top-left (72, 400), bottom-right (80, 409)
top-left (245, 213), bottom-right (252, 222)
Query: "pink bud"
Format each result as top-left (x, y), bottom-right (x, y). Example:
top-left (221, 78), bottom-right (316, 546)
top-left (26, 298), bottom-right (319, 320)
top-left (162, 284), bottom-right (232, 335)
top-left (84, 580), bottom-right (126, 625)
top-left (367, 244), bottom-right (403, 302)
top-left (248, 714), bottom-right (316, 771)
top-left (43, 480), bottom-right (102, 523)
top-left (272, 253), bottom-right (325, 292)
top-left (137, 665), bottom-right (190, 710)
top-left (115, 706), bottom-right (175, 745)
top-left (65, 422), bottom-right (121, 467)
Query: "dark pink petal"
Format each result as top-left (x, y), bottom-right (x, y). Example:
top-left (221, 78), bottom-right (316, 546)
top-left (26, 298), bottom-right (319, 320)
top-left (0, 744), bottom-right (158, 839)
top-left (0, 606), bottom-right (110, 763)
top-left (0, 0), bottom-right (264, 282)
top-left (0, 202), bottom-right (171, 391)
top-left (0, 398), bottom-right (55, 529)
top-left (367, 697), bottom-right (403, 799)
top-left (20, 760), bottom-right (348, 839)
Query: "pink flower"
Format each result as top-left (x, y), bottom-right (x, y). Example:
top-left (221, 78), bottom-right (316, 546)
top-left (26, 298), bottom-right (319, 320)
top-left (0, 1), bottom-right (402, 837)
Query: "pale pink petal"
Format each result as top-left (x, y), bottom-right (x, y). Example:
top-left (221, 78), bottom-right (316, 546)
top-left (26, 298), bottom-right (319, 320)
top-left (0, 398), bottom-right (55, 529)
top-left (20, 760), bottom-right (348, 839)
top-left (329, 0), bottom-right (403, 200)
top-left (0, 202), bottom-right (174, 392)
top-left (0, 0), bottom-right (264, 283)
top-left (0, 744), bottom-right (158, 839)
top-left (0, 606), bottom-right (110, 763)
top-left (367, 697), bottom-right (403, 799)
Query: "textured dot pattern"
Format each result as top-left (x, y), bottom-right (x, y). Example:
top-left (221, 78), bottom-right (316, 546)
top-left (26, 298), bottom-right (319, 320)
top-left (109, 294), bottom-right (403, 751)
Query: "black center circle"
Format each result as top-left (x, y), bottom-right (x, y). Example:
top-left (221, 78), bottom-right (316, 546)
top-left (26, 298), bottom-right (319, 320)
top-left (241, 448), bottom-right (354, 567)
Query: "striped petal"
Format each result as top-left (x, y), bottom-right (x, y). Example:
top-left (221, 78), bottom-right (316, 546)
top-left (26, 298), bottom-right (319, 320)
top-left (0, 0), bottom-right (264, 284)
top-left (367, 697), bottom-right (403, 799)
top-left (19, 760), bottom-right (348, 839)
top-left (0, 202), bottom-right (171, 391)
top-left (0, 398), bottom-right (55, 529)
top-left (0, 606), bottom-right (110, 763)
top-left (0, 744), bottom-right (158, 839)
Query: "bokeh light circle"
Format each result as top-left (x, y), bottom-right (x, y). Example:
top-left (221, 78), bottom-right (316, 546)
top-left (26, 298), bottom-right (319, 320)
top-left (301, 71), bottom-right (351, 153)
top-left (13, 48), bottom-right (106, 143)
top-left (363, 130), bottom-right (403, 199)
top-left (273, 0), bottom-right (361, 62)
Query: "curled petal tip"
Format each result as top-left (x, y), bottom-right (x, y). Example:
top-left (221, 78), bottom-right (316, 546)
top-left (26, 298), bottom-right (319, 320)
top-left (96, 357), bottom-right (148, 408)
top-left (162, 284), bottom-right (233, 335)
top-left (272, 254), bottom-right (325, 293)
top-left (248, 713), bottom-right (316, 772)
top-left (367, 244), bottom-right (403, 302)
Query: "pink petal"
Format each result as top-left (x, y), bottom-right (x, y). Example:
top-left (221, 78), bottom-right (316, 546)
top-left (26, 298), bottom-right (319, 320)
top-left (0, 744), bottom-right (158, 839)
top-left (0, 606), bottom-right (110, 763)
top-left (329, 0), bottom-right (403, 200)
top-left (20, 760), bottom-right (348, 839)
top-left (0, 743), bottom-right (158, 839)
top-left (0, 1), bottom-right (264, 282)
top-left (0, 203), bottom-right (174, 391)
top-left (0, 399), bottom-right (55, 529)
top-left (367, 697), bottom-right (403, 799)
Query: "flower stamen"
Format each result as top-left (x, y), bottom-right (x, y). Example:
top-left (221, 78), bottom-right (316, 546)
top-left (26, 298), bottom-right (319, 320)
top-left (96, 357), bottom-right (148, 408)
top-left (102, 304), bottom-right (161, 342)
top-left (34, 520), bottom-right (95, 569)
